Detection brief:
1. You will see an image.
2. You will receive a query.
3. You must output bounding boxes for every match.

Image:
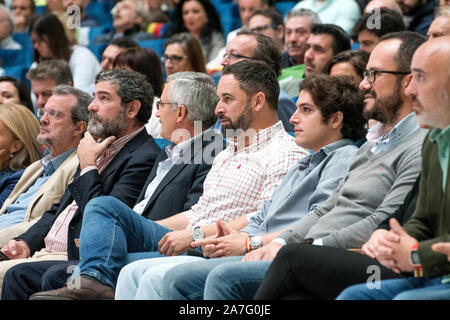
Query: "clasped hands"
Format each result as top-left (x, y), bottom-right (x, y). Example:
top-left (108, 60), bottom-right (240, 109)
top-left (362, 218), bottom-right (418, 274)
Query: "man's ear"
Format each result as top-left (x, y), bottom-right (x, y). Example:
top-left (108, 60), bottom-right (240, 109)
top-left (74, 120), bottom-right (87, 137)
top-left (176, 104), bottom-right (188, 123)
top-left (253, 92), bottom-right (266, 112)
top-left (126, 100), bottom-right (142, 120)
top-left (330, 111), bottom-right (344, 129)
top-left (401, 74), bottom-right (413, 92)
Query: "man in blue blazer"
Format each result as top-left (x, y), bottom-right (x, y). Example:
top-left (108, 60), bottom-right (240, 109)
top-left (1, 71), bottom-right (225, 300)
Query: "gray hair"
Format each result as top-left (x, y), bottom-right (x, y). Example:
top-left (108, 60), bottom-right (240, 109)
top-left (95, 69), bottom-right (154, 126)
top-left (52, 85), bottom-right (91, 125)
top-left (284, 8), bottom-right (321, 25)
top-left (0, 5), bottom-right (14, 35)
top-left (26, 59), bottom-right (74, 85)
top-left (436, 5), bottom-right (450, 16)
top-left (166, 72), bottom-right (218, 128)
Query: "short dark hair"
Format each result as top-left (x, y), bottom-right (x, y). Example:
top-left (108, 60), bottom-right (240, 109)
top-left (380, 31), bottom-right (427, 72)
top-left (96, 69), bottom-right (154, 126)
top-left (353, 8), bottom-right (406, 38)
top-left (311, 23), bottom-right (351, 55)
top-left (0, 76), bottom-right (34, 113)
top-left (323, 50), bottom-right (370, 79)
top-left (250, 7), bottom-right (284, 28)
top-left (222, 60), bottom-right (279, 111)
top-left (113, 47), bottom-right (164, 97)
top-left (110, 36), bottom-right (139, 49)
top-left (299, 74), bottom-right (367, 141)
top-left (237, 29), bottom-right (282, 76)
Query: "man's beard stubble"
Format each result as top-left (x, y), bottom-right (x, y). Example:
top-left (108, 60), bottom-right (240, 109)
top-left (363, 79), bottom-right (403, 127)
top-left (87, 107), bottom-right (127, 140)
top-left (220, 102), bottom-right (253, 138)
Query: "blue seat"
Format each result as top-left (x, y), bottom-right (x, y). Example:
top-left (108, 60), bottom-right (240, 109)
top-left (138, 39), bottom-right (167, 57)
top-left (291, 95), bottom-right (298, 104)
top-left (0, 49), bottom-right (33, 68)
top-left (274, 1), bottom-right (297, 18)
top-left (154, 138), bottom-right (171, 149)
top-left (3, 64), bottom-right (32, 88)
top-left (12, 33), bottom-right (32, 49)
top-left (351, 42), bottom-right (361, 50)
top-left (85, 0), bottom-right (114, 26)
top-left (89, 25), bottom-right (114, 44)
top-left (88, 43), bottom-right (108, 62)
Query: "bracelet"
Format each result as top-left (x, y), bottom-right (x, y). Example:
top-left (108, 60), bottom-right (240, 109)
top-left (246, 236), bottom-right (252, 253)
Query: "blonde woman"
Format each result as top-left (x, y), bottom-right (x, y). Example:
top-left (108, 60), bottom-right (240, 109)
top-left (0, 104), bottom-right (43, 205)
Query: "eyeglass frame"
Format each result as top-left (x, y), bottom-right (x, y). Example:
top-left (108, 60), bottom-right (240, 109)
top-left (249, 24), bottom-right (278, 33)
top-left (363, 68), bottom-right (410, 84)
top-left (161, 54), bottom-right (188, 64)
top-left (222, 52), bottom-right (256, 62)
top-left (37, 108), bottom-right (65, 119)
top-left (156, 101), bottom-right (179, 110)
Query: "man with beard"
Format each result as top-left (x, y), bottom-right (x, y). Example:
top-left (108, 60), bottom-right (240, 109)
top-left (0, 70), bottom-right (160, 296)
top-left (282, 23), bottom-right (350, 98)
top-left (395, 0), bottom-right (436, 35)
top-left (154, 31), bottom-right (429, 301)
top-left (26, 60), bottom-right (306, 300)
top-left (0, 85), bottom-right (88, 248)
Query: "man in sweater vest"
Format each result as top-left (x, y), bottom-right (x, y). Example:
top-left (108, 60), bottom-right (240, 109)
top-left (130, 30), bottom-right (430, 301)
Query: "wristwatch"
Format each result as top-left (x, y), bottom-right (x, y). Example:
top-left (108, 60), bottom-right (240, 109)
top-left (249, 236), bottom-right (263, 251)
top-left (192, 226), bottom-right (204, 241)
top-left (410, 242), bottom-right (421, 267)
top-left (410, 242), bottom-right (423, 277)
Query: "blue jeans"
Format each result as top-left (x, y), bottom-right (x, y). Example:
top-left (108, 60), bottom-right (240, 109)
top-left (161, 256), bottom-right (271, 300)
top-left (75, 196), bottom-right (171, 288)
top-left (336, 277), bottom-right (450, 300)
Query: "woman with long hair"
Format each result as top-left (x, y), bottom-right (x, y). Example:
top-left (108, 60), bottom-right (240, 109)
top-left (0, 104), bottom-right (43, 205)
top-left (165, 0), bottom-right (224, 63)
top-left (29, 13), bottom-right (100, 93)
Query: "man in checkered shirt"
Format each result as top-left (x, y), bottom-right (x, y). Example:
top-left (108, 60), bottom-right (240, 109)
top-left (29, 60), bottom-right (307, 300)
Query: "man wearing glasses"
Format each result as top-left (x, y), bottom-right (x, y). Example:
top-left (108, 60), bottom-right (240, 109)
top-left (248, 8), bottom-right (285, 52)
top-left (0, 86), bottom-right (90, 248)
top-left (154, 31), bottom-right (429, 301)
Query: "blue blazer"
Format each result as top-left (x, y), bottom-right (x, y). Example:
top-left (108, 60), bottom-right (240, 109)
top-left (19, 129), bottom-right (160, 260)
top-left (0, 169), bottom-right (25, 207)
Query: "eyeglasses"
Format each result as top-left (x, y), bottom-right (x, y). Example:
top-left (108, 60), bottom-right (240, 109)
top-left (161, 54), bottom-right (187, 64)
top-left (363, 69), bottom-right (410, 84)
top-left (249, 24), bottom-right (277, 33)
top-left (156, 101), bottom-right (179, 110)
top-left (37, 108), bottom-right (64, 119)
top-left (222, 52), bottom-right (255, 62)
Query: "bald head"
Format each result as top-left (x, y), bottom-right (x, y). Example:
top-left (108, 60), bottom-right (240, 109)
top-left (405, 36), bottom-right (450, 129)
top-left (427, 15), bottom-right (450, 39)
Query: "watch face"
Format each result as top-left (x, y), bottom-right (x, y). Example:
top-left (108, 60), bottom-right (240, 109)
top-left (192, 228), bottom-right (204, 241)
top-left (411, 250), bottom-right (421, 265)
top-left (250, 236), bottom-right (263, 250)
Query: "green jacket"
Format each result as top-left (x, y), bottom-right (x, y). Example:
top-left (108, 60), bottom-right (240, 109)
top-left (404, 135), bottom-right (450, 278)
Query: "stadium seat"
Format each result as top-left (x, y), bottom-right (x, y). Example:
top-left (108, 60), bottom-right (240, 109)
top-left (154, 138), bottom-right (171, 149)
top-left (12, 33), bottom-right (32, 49)
top-left (274, 1), bottom-right (297, 18)
top-left (88, 43), bottom-right (108, 62)
top-left (0, 49), bottom-right (33, 68)
top-left (138, 39), bottom-right (167, 57)
top-left (88, 25), bottom-right (114, 44)
top-left (3, 64), bottom-right (32, 88)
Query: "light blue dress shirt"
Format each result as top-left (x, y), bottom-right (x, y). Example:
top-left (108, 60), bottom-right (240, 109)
top-left (0, 148), bottom-right (75, 228)
top-left (242, 139), bottom-right (358, 236)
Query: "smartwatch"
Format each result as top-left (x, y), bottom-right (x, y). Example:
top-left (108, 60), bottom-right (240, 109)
top-left (192, 226), bottom-right (205, 241)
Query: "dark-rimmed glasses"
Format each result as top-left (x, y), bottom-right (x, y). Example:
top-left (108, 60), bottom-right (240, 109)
top-left (161, 54), bottom-right (187, 64)
top-left (363, 69), bottom-right (410, 83)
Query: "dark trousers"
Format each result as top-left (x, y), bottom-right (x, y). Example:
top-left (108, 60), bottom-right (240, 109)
top-left (254, 244), bottom-right (405, 300)
top-left (2, 260), bottom-right (79, 300)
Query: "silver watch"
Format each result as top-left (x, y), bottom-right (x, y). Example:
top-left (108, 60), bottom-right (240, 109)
top-left (249, 236), bottom-right (263, 251)
top-left (192, 226), bottom-right (205, 241)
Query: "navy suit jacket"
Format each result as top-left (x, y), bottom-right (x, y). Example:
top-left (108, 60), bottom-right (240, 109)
top-left (19, 129), bottom-right (160, 260)
top-left (139, 129), bottom-right (226, 221)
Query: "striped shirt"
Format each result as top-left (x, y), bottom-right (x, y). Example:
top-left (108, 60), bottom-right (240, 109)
top-left (44, 127), bottom-right (144, 253)
top-left (184, 121), bottom-right (308, 228)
